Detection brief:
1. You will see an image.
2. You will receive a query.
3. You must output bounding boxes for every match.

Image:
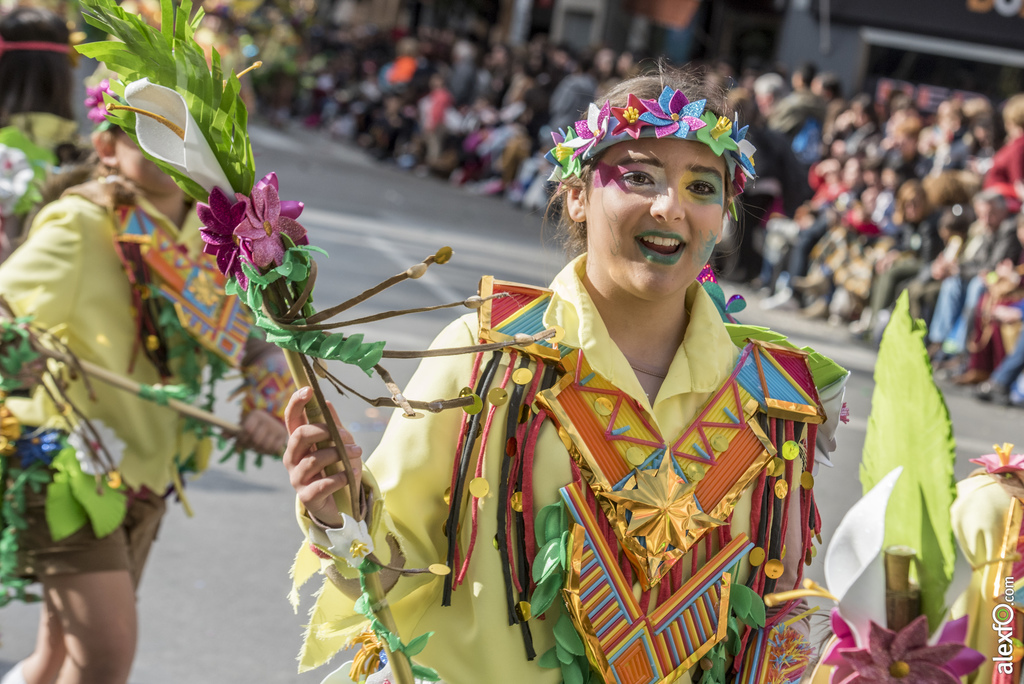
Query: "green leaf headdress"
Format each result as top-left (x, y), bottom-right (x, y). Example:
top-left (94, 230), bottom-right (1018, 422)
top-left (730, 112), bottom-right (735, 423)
top-left (76, 0), bottom-right (256, 201)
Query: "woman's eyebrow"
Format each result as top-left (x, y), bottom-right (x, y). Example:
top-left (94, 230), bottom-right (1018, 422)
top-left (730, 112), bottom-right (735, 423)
top-left (607, 152), bottom-right (663, 168)
top-left (687, 164), bottom-right (724, 180)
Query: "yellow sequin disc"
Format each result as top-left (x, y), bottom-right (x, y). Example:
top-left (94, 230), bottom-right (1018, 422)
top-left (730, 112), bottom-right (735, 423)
top-left (428, 563), bottom-right (452, 576)
top-left (469, 478), bottom-right (490, 498)
top-left (516, 601), bottom-right (532, 621)
top-left (764, 559), bottom-right (784, 579)
top-left (595, 397), bottom-right (614, 416)
top-left (488, 388), bottom-right (509, 406)
top-left (782, 440), bottom-right (801, 461)
top-left (511, 491), bottom-right (524, 512)
top-left (748, 547), bottom-right (766, 566)
top-left (801, 472), bottom-right (814, 490)
top-left (512, 368), bottom-right (534, 385)
top-left (709, 434), bottom-right (730, 453)
top-left (685, 462), bottom-right (706, 482)
top-left (625, 446), bottom-right (646, 466)
top-left (775, 481), bottom-right (789, 499)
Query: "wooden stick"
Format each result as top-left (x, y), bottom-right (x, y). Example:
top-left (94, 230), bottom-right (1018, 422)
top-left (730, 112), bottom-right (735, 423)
top-left (33, 347), bottom-right (242, 433)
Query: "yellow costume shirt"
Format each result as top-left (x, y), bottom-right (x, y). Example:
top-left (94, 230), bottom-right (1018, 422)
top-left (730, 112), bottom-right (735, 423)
top-left (295, 256), bottom-right (772, 683)
top-left (0, 193), bottom-right (209, 494)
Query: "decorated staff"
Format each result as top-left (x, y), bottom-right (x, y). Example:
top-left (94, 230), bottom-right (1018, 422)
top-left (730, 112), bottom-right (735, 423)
top-left (75, 1), bottom-right (558, 682)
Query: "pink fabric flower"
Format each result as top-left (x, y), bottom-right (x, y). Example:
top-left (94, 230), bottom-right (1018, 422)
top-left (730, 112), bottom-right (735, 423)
top-left (253, 172), bottom-right (304, 220)
top-left (197, 186), bottom-right (248, 288)
top-left (84, 79), bottom-right (116, 125)
top-left (567, 101), bottom-right (612, 159)
top-left (233, 180), bottom-right (308, 270)
top-left (827, 614), bottom-right (983, 684)
top-left (970, 443), bottom-right (1024, 474)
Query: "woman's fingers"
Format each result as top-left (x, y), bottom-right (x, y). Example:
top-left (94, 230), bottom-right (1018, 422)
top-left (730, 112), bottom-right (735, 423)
top-left (284, 387), bottom-right (314, 434)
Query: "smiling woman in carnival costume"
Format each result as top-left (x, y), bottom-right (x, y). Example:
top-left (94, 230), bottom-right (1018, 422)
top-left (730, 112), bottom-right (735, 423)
top-left (284, 67), bottom-right (853, 684)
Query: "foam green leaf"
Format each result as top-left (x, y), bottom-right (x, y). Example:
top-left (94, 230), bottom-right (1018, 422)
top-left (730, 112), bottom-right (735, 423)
top-left (44, 476), bottom-right (88, 541)
top-left (860, 292), bottom-right (957, 630)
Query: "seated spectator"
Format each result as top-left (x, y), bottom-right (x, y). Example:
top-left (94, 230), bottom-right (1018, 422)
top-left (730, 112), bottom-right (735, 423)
top-left (855, 179), bottom-right (941, 335)
top-left (919, 100), bottom-right (969, 177)
top-left (929, 189), bottom-right (1022, 364)
top-left (907, 207), bottom-right (972, 322)
top-left (959, 225), bottom-right (1024, 385)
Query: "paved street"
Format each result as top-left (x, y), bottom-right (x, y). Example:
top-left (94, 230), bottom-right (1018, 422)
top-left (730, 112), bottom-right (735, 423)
top-left (1, 124), bottom-right (1021, 683)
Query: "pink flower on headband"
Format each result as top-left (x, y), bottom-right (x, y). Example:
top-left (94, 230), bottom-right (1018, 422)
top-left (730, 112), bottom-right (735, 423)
top-left (566, 101), bottom-right (611, 159)
top-left (638, 87), bottom-right (707, 139)
top-left (84, 80), bottom-right (116, 125)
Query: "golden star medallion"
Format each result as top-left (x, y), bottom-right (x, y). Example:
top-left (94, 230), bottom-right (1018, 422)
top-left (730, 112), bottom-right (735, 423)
top-left (601, 454), bottom-right (726, 556)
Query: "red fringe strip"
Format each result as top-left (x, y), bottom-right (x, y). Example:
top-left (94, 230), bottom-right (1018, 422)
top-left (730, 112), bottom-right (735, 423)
top-left (456, 353), bottom-right (516, 586)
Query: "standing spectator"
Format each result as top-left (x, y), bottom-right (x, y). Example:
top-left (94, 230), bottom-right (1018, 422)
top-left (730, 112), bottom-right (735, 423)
top-left (546, 50), bottom-right (596, 134)
top-left (984, 93), bottom-right (1024, 212)
top-left (753, 72), bottom-right (787, 128)
top-left (449, 40), bottom-right (479, 108)
top-left (768, 62), bottom-right (826, 165)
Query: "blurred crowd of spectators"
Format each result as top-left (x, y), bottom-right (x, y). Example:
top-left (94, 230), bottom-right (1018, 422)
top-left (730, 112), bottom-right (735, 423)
top-left (267, 29), bottom-right (1024, 409)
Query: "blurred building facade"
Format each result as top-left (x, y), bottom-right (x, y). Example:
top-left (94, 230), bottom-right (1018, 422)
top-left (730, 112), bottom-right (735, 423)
top-left (325, 0), bottom-right (1024, 105)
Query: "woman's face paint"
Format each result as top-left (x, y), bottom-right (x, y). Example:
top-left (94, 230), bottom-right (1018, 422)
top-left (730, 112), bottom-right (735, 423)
top-left (575, 137), bottom-right (729, 305)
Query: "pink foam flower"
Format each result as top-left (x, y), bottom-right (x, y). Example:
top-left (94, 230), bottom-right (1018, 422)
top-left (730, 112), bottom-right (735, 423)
top-left (233, 180), bottom-right (308, 270)
top-left (197, 186), bottom-right (248, 288)
top-left (566, 101), bottom-right (612, 158)
top-left (84, 79), bottom-right (116, 125)
top-left (826, 613), bottom-right (983, 684)
top-left (253, 172), bottom-right (304, 221)
top-left (970, 443), bottom-right (1024, 474)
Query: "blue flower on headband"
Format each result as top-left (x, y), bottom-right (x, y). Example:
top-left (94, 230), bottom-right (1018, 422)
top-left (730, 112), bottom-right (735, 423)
top-left (729, 119), bottom-right (757, 177)
top-left (638, 87), bottom-right (707, 139)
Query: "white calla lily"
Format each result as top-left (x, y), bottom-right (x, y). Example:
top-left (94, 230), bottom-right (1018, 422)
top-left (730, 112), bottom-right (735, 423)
top-left (123, 79), bottom-right (232, 193)
top-left (823, 466), bottom-right (903, 646)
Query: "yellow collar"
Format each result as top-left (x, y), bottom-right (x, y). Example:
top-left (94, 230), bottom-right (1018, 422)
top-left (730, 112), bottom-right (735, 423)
top-left (543, 255), bottom-right (735, 407)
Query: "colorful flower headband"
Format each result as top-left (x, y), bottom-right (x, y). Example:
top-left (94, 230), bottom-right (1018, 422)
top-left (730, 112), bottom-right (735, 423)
top-left (545, 86), bottom-right (756, 196)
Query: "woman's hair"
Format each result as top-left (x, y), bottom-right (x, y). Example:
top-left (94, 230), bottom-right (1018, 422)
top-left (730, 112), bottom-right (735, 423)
top-left (922, 169), bottom-right (982, 208)
top-left (549, 64), bottom-right (731, 255)
top-left (892, 179), bottom-right (930, 225)
top-left (1002, 93), bottom-right (1024, 132)
top-left (0, 7), bottom-right (74, 124)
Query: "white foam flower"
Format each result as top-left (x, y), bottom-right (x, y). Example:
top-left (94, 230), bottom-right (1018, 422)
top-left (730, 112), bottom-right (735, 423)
top-left (123, 79), bottom-right (233, 193)
top-left (0, 145), bottom-right (35, 216)
top-left (68, 420), bottom-right (125, 476)
top-left (324, 512), bottom-right (375, 568)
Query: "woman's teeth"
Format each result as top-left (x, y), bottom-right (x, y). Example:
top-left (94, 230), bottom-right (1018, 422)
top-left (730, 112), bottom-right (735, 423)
top-left (638, 235), bottom-right (682, 254)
